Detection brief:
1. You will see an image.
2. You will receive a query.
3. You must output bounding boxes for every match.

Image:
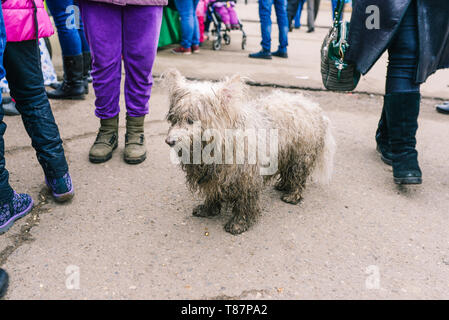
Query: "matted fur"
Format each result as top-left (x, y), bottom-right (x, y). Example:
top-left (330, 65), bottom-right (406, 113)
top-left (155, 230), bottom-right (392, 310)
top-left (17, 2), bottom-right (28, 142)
top-left (163, 69), bottom-right (336, 235)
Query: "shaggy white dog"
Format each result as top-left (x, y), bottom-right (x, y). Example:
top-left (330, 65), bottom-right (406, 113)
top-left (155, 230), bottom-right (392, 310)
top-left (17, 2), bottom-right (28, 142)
top-left (163, 69), bottom-right (335, 235)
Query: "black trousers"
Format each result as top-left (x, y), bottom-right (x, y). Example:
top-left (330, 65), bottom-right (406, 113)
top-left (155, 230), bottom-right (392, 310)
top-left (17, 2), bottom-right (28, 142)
top-left (287, 0), bottom-right (320, 28)
top-left (0, 40), bottom-right (68, 202)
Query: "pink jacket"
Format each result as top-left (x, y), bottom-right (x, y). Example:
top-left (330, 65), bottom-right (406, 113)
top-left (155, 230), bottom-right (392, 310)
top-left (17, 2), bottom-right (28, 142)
top-left (196, 0), bottom-right (208, 18)
top-left (88, 0), bottom-right (168, 5)
top-left (2, 0), bottom-right (54, 42)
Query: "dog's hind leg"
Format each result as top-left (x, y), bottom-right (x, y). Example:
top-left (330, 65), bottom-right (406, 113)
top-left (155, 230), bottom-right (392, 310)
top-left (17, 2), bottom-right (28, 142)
top-left (275, 172), bottom-right (291, 191)
top-left (193, 197), bottom-right (222, 218)
top-left (275, 153), bottom-right (295, 191)
top-left (225, 193), bottom-right (260, 235)
top-left (280, 163), bottom-right (309, 205)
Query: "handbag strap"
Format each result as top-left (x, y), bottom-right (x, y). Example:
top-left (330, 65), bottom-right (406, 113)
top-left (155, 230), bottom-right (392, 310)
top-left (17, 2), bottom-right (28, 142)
top-left (333, 0), bottom-right (345, 27)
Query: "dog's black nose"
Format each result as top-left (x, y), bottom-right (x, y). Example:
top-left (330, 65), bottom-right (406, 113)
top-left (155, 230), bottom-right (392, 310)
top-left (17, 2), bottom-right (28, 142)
top-left (165, 137), bottom-right (176, 147)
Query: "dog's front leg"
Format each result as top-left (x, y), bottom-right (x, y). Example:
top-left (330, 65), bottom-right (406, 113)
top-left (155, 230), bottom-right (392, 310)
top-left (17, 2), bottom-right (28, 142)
top-left (192, 198), bottom-right (222, 218)
top-left (225, 193), bottom-right (260, 235)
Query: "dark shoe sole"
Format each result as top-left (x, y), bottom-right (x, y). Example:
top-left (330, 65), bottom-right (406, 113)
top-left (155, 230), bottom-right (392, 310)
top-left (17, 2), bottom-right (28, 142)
top-left (250, 56), bottom-right (273, 60)
top-left (53, 191), bottom-right (75, 203)
top-left (248, 55), bottom-right (272, 59)
top-left (436, 106), bottom-right (449, 114)
top-left (394, 176), bottom-right (422, 185)
top-left (48, 185), bottom-right (75, 203)
top-left (124, 153), bottom-right (147, 165)
top-left (0, 200), bottom-right (34, 235)
top-left (89, 144), bottom-right (118, 164)
top-left (47, 94), bottom-right (85, 100)
top-left (3, 111), bottom-right (20, 117)
top-left (376, 145), bottom-right (393, 166)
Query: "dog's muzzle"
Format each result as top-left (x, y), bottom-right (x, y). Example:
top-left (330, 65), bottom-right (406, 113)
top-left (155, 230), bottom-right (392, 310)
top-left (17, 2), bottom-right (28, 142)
top-left (165, 136), bottom-right (176, 147)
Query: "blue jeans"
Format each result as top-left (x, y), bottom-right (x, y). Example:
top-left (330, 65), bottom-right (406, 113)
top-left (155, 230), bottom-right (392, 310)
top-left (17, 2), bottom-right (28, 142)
top-left (386, 0), bottom-right (419, 94)
top-left (0, 5), bottom-right (13, 202)
top-left (294, 0), bottom-right (306, 28)
top-left (332, 0), bottom-right (338, 19)
top-left (174, 0), bottom-right (200, 48)
top-left (259, 0), bottom-right (289, 53)
top-left (46, 0), bottom-right (90, 56)
top-left (0, 40), bottom-right (69, 203)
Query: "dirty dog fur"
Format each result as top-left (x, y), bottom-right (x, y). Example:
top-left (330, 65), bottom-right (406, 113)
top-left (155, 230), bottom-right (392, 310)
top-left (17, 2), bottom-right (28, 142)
top-left (163, 69), bottom-right (335, 235)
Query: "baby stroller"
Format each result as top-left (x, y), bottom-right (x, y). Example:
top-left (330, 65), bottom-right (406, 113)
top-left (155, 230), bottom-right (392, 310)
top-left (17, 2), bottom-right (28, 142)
top-left (205, 0), bottom-right (247, 51)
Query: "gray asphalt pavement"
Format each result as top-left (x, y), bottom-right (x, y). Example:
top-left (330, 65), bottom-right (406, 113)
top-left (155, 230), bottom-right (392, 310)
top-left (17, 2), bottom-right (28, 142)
top-left (1, 2), bottom-right (449, 299)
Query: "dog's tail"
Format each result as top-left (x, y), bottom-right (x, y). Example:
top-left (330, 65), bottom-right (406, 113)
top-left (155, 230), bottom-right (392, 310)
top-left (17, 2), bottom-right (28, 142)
top-left (310, 116), bottom-right (336, 185)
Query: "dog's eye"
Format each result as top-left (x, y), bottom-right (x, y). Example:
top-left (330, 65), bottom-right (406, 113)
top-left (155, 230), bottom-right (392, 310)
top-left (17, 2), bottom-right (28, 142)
top-left (187, 118), bottom-right (194, 125)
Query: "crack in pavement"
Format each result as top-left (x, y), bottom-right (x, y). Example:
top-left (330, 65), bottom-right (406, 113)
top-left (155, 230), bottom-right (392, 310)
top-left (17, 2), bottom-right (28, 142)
top-left (0, 188), bottom-right (51, 267)
top-left (206, 288), bottom-right (273, 300)
top-left (153, 75), bottom-right (447, 101)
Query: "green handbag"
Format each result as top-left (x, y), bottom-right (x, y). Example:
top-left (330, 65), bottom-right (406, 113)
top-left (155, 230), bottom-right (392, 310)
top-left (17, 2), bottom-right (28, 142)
top-left (320, 0), bottom-right (360, 91)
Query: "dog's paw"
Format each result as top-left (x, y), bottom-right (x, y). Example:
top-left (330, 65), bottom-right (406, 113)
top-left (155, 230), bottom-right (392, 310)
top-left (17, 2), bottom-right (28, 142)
top-left (224, 216), bottom-right (250, 235)
top-left (192, 204), bottom-right (220, 217)
top-left (281, 193), bottom-right (303, 205)
top-left (274, 182), bottom-right (288, 191)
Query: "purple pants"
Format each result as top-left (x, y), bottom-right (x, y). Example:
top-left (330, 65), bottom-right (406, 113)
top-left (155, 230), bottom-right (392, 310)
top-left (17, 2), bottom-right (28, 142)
top-left (79, 1), bottom-right (163, 119)
top-left (214, 3), bottom-right (239, 26)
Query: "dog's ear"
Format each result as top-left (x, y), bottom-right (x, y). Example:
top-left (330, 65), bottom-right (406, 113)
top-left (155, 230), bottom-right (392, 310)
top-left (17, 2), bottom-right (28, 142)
top-left (161, 68), bottom-right (185, 94)
top-left (217, 74), bottom-right (245, 104)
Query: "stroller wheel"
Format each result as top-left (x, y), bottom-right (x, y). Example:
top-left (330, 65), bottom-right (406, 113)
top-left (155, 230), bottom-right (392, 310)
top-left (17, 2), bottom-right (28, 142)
top-left (213, 39), bottom-right (222, 51)
top-left (242, 36), bottom-right (247, 50)
top-left (223, 34), bottom-right (231, 45)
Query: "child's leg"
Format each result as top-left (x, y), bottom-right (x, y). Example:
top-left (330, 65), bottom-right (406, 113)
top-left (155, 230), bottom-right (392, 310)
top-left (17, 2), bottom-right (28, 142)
top-left (122, 5), bottom-right (163, 118)
top-left (121, 5), bottom-right (163, 164)
top-left (174, 0), bottom-right (196, 48)
top-left (3, 40), bottom-right (69, 180)
top-left (215, 5), bottom-right (231, 27)
top-left (198, 15), bottom-right (205, 43)
top-left (228, 6), bottom-right (240, 28)
top-left (0, 109), bottom-right (13, 203)
top-left (45, 0), bottom-right (82, 57)
top-left (192, 0), bottom-right (201, 46)
top-left (79, 0), bottom-right (122, 120)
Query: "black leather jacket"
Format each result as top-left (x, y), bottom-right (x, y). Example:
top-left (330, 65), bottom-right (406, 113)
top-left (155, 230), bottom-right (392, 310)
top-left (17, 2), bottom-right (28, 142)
top-left (345, 0), bottom-right (449, 83)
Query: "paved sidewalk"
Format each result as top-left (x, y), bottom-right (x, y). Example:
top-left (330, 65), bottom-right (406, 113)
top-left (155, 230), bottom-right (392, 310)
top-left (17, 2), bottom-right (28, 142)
top-left (1, 2), bottom-right (449, 300)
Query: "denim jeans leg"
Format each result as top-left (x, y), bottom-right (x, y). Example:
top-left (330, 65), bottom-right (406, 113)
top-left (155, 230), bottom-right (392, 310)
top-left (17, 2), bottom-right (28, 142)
top-left (274, 0), bottom-right (288, 52)
top-left (294, 2), bottom-right (303, 28)
top-left (331, 0), bottom-right (337, 19)
top-left (46, 0), bottom-right (83, 56)
top-left (386, 0), bottom-right (419, 94)
top-left (259, 0), bottom-right (274, 52)
top-left (4, 40), bottom-right (69, 179)
top-left (192, 0), bottom-right (200, 46)
top-left (174, 0), bottom-right (196, 48)
top-left (0, 7), bottom-right (13, 203)
top-left (0, 110), bottom-right (13, 203)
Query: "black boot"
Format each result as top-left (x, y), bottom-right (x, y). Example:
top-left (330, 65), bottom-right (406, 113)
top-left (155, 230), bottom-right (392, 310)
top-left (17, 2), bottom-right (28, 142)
top-left (83, 51), bottom-right (92, 95)
top-left (0, 268), bottom-right (8, 298)
top-left (1, 96), bottom-right (20, 116)
top-left (46, 55), bottom-right (85, 100)
top-left (375, 100), bottom-right (393, 165)
top-left (385, 92), bottom-right (422, 185)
